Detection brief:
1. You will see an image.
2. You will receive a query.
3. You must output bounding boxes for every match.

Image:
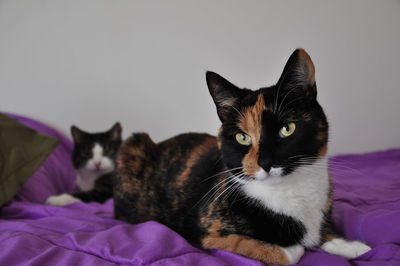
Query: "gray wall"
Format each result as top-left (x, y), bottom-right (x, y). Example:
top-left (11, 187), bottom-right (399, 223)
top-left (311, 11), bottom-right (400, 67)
top-left (1, 0), bottom-right (399, 155)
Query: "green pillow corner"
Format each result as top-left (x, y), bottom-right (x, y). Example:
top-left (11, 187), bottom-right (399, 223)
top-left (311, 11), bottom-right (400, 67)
top-left (0, 114), bottom-right (60, 206)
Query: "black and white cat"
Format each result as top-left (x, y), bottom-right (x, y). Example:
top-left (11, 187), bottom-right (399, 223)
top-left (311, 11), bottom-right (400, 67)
top-left (46, 123), bottom-right (122, 206)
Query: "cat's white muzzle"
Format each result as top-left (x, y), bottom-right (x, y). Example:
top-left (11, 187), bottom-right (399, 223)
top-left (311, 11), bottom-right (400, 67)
top-left (254, 168), bottom-right (283, 185)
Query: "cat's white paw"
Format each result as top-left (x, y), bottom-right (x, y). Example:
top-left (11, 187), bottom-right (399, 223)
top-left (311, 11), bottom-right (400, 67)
top-left (321, 238), bottom-right (371, 259)
top-left (282, 244), bottom-right (305, 264)
top-left (45, 193), bottom-right (81, 206)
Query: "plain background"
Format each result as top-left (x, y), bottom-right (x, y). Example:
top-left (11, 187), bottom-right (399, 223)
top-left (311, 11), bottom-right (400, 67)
top-left (0, 0), bottom-right (399, 155)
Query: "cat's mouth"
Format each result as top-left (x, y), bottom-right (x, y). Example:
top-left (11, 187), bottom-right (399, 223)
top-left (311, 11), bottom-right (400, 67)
top-left (81, 165), bottom-right (113, 175)
top-left (252, 168), bottom-right (284, 185)
top-left (93, 167), bottom-right (113, 173)
top-left (254, 167), bottom-right (283, 179)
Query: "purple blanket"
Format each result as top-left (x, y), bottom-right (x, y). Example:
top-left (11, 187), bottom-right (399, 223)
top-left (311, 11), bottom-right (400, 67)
top-left (1, 114), bottom-right (399, 265)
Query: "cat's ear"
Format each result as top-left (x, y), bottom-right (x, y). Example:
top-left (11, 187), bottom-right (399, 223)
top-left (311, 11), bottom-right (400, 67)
top-left (109, 122), bottom-right (122, 142)
top-left (277, 48), bottom-right (317, 100)
top-left (206, 71), bottom-right (244, 122)
top-left (71, 126), bottom-right (86, 143)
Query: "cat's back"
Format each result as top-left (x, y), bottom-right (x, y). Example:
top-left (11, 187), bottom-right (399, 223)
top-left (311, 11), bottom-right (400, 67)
top-left (157, 132), bottom-right (219, 173)
top-left (117, 131), bottom-right (218, 169)
top-left (114, 132), bottom-right (223, 235)
top-left (116, 132), bottom-right (220, 187)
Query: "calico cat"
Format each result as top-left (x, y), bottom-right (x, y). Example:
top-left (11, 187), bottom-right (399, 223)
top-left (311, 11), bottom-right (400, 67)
top-left (46, 123), bottom-right (122, 206)
top-left (113, 49), bottom-right (371, 265)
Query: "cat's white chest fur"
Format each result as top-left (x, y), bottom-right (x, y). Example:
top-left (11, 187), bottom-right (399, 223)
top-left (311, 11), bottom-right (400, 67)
top-left (76, 172), bottom-right (98, 192)
top-left (76, 143), bottom-right (114, 192)
top-left (242, 159), bottom-right (330, 247)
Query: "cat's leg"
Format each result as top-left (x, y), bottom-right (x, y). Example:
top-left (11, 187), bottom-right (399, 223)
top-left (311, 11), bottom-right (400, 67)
top-left (46, 173), bottom-right (114, 205)
top-left (319, 217), bottom-right (371, 258)
top-left (202, 234), bottom-right (304, 265)
top-left (45, 193), bottom-right (81, 206)
top-left (320, 235), bottom-right (371, 259)
top-left (45, 188), bottom-right (109, 206)
top-left (318, 181), bottom-right (371, 258)
top-left (71, 187), bottom-right (111, 203)
top-left (319, 210), bottom-right (371, 258)
top-left (72, 173), bottom-right (114, 203)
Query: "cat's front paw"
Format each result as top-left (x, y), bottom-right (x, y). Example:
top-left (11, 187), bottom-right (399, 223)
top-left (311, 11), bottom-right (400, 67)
top-left (45, 193), bottom-right (81, 206)
top-left (282, 245), bottom-right (305, 264)
top-left (321, 238), bottom-right (371, 259)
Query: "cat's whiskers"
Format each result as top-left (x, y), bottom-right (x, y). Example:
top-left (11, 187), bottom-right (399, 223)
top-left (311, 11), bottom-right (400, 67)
top-left (273, 68), bottom-right (290, 114)
top-left (222, 102), bottom-right (245, 119)
top-left (201, 166), bottom-right (243, 183)
top-left (329, 158), bottom-right (363, 172)
top-left (198, 176), bottom-right (241, 209)
top-left (213, 155), bottom-right (223, 167)
top-left (288, 161), bottom-right (363, 177)
top-left (215, 173), bottom-right (245, 203)
top-left (276, 85), bottom-right (298, 113)
top-left (288, 154), bottom-right (318, 160)
top-left (296, 158), bottom-right (363, 174)
top-left (212, 171), bottom-right (244, 198)
top-left (194, 170), bottom-right (244, 209)
top-left (223, 174), bottom-right (246, 205)
top-left (289, 166), bottom-right (359, 178)
top-left (278, 96), bottom-right (306, 119)
top-left (228, 182), bottom-right (244, 208)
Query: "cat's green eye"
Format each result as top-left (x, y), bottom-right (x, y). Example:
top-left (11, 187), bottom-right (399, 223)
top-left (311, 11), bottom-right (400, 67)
top-left (235, 133), bottom-right (252, 146)
top-left (279, 122), bottom-right (296, 138)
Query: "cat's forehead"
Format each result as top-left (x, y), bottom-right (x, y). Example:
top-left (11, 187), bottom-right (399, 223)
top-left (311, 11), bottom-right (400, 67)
top-left (239, 86), bottom-right (276, 108)
top-left (239, 86), bottom-right (306, 121)
top-left (240, 94), bottom-right (269, 129)
top-left (237, 89), bottom-right (304, 133)
top-left (75, 132), bottom-right (110, 145)
top-left (239, 93), bottom-right (278, 135)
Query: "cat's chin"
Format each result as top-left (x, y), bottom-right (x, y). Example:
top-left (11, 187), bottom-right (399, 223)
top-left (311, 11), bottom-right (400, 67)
top-left (257, 176), bottom-right (283, 186)
top-left (81, 166), bottom-right (113, 175)
top-left (253, 168), bottom-right (284, 185)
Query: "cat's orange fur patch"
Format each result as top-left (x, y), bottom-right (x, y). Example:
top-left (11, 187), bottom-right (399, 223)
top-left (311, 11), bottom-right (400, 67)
top-left (118, 157), bottom-right (140, 192)
top-left (176, 137), bottom-right (217, 186)
top-left (317, 121), bottom-right (328, 141)
top-left (210, 220), bottom-right (223, 232)
top-left (121, 179), bottom-right (140, 193)
top-left (239, 94), bottom-right (269, 176)
top-left (202, 234), bottom-right (289, 265)
top-left (318, 144), bottom-right (328, 158)
top-left (118, 142), bottom-right (146, 173)
top-left (117, 144), bottom-right (146, 193)
top-left (217, 128), bottom-right (223, 149)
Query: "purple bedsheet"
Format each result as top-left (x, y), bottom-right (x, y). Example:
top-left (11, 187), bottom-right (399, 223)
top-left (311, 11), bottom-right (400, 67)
top-left (1, 114), bottom-right (400, 265)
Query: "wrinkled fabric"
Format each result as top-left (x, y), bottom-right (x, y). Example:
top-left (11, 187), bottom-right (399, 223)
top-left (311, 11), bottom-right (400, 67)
top-left (0, 113), bottom-right (399, 265)
top-left (0, 114), bottom-right (59, 205)
top-left (3, 113), bottom-right (76, 203)
top-left (0, 200), bottom-right (264, 266)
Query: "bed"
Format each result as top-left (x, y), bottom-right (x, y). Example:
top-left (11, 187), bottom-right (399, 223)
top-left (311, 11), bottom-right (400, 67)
top-left (1, 113), bottom-right (399, 265)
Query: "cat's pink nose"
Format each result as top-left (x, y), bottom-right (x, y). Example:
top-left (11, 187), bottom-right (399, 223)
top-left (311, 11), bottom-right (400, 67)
top-left (95, 162), bottom-right (101, 169)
